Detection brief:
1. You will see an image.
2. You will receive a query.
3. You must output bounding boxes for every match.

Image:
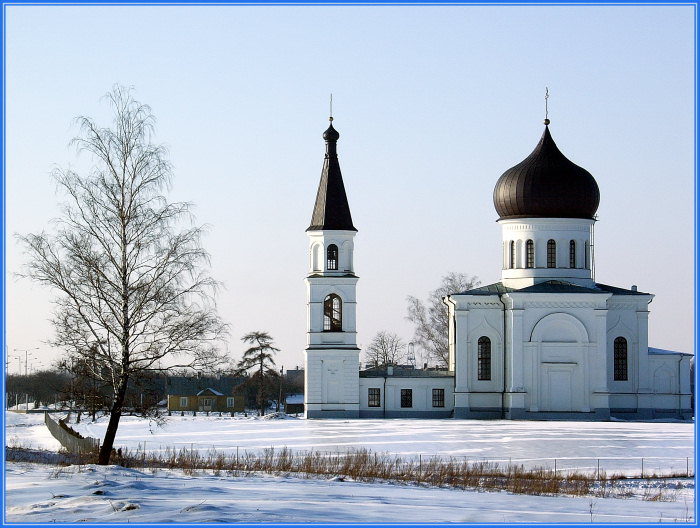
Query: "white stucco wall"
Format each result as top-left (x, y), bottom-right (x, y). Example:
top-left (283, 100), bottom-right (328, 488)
top-left (359, 375), bottom-right (454, 417)
top-left (499, 218), bottom-right (595, 288)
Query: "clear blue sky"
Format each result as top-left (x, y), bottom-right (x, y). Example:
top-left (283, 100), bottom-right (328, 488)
top-left (4, 4), bottom-right (695, 373)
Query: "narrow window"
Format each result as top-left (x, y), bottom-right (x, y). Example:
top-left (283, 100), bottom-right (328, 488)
top-left (478, 336), bottom-right (491, 381)
top-left (569, 240), bottom-right (576, 268)
top-left (585, 241), bottom-right (590, 269)
top-left (547, 239), bottom-right (556, 268)
top-left (509, 241), bottom-right (516, 269)
top-left (368, 388), bottom-right (381, 407)
top-left (614, 337), bottom-right (628, 381)
top-left (526, 240), bottom-right (534, 268)
top-left (327, 244), bottom-right (338, 270)
top-left (180, 396), bottom-right (188, 408)
top-left (323, 294), bottom-right (342, 331)
top-left (227, 397), bottom-right (235, 408)
top-left (432, 388), bottom-right (445, 408)
top-left (400, 389), bottom-right (413, 408)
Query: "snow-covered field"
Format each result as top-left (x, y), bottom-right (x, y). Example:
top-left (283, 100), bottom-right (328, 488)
top-left (11, 411), bottom-right (694, 475)
top-left (5, 462), bottom-right (695, 524)
top-left (5, 411), bottom-right (696, 523)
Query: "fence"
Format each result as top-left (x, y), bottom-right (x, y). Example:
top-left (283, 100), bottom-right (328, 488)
top-left (44, 412), bottom-right (100, 455)
top-left (224, 447), bottom-right (693, 479)
top-left (136, 442), bottom-right (693, 480)
top-left (409, 454), bottom-right (694, 479)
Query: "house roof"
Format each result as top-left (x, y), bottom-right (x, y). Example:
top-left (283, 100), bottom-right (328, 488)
top-left (197, 388), bottom-right (224, 396)
top-left (285, 394), bottom-right (304, 404)
top-left (307, 120), bottom-right (357, 232)
top-left (166, 376), bottom-right (245, 395)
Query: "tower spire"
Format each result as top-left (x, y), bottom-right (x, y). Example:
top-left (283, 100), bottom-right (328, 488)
top-left (544, 87), bottom-right (550, 125)
top-left (307, 116), bottom-right (356, 232)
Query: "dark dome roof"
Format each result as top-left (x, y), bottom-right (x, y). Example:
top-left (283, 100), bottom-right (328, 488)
top-left (493, 126), bottom-right (600, 220)
top-left (323, 122), bottom-right (340, 141)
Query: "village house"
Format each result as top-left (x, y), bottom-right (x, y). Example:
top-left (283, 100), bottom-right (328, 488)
top-left (167, 388), bottom-right (245, 413)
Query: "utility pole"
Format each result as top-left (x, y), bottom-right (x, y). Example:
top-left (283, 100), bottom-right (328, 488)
top-left (277, 365), bottom-right (284, 413)
top-left (14, 347), bottom-right (39, 376)
top-left (14, 347), bottom-right (39, 410)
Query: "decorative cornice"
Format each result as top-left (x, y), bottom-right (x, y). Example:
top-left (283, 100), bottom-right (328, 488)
top-left (521, 301), bottom-right (601, 309)
top-left (461, 301), bottom-right (504, 308)
top-left (607, 302), bottom-right (647, 310)
top-left (501, 222), bottom-right (590, 232)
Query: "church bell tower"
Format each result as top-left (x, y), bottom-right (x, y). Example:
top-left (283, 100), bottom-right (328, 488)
top-left (304, 118), bottom-right (360, 418)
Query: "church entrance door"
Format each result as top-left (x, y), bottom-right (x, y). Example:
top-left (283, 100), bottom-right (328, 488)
top-left (544, 368), bottom-right (573, 411)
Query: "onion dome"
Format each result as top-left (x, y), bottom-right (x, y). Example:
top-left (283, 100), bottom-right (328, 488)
top-left (307, 119), bottom-right (357, 232)
top-left (493, 125), bottom-right (599, 220)
top-left (323, 122), bottom-right (340, 141)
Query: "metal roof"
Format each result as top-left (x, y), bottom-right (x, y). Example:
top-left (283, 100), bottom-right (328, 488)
top-left (453, 282), bottom-right (515, 295)
top-left (453, 280), bottom-right (649, 296)
top-left (493, 125), bottom-right (600, 220)
top-left (595, 283), bottom-right (650, 296)
top-left (307, 121), bottom-right (357, 232)
top-left (359, 367), bottom-right (453, 378)
top-left (648, 347), bottom-right (693, 356)
top-left (516, 280), bottom-right (608, 294)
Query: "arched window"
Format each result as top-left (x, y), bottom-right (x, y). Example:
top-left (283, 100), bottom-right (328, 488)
top-left (526, 240), bottom-right (534, 268)
top-left (323, 294), bottom-right (342, 331)
top-left (569, 240), bottom-right (576, 268)
top-left (311, 243), bottom-right (322, 271)
top-left (509, 241), bottom-right (516, 269)
top-left (614, 337), bottom-right (628, 381)
top-left (327, 244), bottom-right (338, 271)
top-left (547, 239), bottom-right (556, 268)
top-left (477, 336), bottom-right (491, 381)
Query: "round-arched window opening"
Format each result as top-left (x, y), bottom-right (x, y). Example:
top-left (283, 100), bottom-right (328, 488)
top-left (327, 244), bottom-right (338, 271)
top-left (323, 294), bottom-right (342, 331)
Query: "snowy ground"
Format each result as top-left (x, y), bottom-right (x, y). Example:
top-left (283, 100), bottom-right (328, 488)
top-left (4, 411), bottom-right (696, 523)
top-left (5, 462), bottom-right (695, 524)
top-left (11, 411), bottom-right (694, 476)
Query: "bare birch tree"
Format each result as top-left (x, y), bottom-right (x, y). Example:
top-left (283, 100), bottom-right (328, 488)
top-left (363, 331), bottom-right (407, 368)
top-left (17, 86), bottom-right (228, 464)
top-left (406, 272), bottom-right (480, 368)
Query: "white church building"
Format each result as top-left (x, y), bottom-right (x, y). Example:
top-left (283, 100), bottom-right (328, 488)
top-left (304, 117), bottom-right (692, 420)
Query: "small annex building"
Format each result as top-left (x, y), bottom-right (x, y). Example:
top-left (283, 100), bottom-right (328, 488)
top-left (167, 388), bottom-right (244, 413)
top-left (284, 394), bottom-right (305, 415)
top-left (303, 117), bottom-right (692, 420)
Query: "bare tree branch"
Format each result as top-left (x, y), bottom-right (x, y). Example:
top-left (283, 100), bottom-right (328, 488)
top-left (406, 272), bottom-right (480, 368)
top-left (363, 331), bottom-right (407, 368)
top-left (16, 85), bottom-right (228, 464)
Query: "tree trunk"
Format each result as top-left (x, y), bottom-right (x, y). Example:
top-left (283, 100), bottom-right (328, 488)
top-left (259, 357), bottom-right (264, 417)
top-left (97, 376), bottom-right (129, 464)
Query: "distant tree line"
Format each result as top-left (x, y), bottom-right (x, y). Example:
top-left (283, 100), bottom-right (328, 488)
top-left (5, 358), bottom-right (304, 417)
